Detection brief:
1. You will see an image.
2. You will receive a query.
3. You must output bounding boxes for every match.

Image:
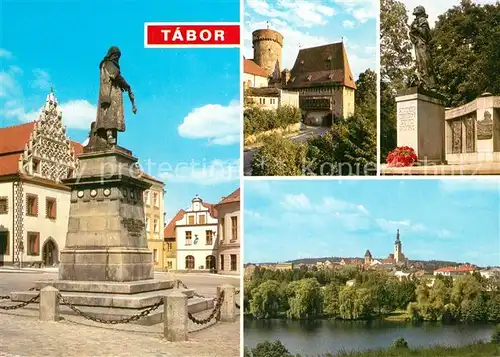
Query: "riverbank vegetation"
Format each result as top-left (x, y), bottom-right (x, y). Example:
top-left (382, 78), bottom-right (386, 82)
top-left (244, 338), bottom-right (500, 357)
top-left (244, 267), bottom-right (500, 323)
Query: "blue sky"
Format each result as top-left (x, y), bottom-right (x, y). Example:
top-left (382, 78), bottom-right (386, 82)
top-left (243, 0), bottom-right (377, 79)
top-left (245, 179), bottom-right (500, 267)
top-left (0, 0), bottom-right (240, 220)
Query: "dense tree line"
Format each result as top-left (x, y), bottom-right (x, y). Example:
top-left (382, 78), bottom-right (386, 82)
top-left (380, 0), bottom-right (500, 161)
top-left (245, 267), bottom-right (500, 323)
top-left (252, 69), bottom-right (377, 176)
top-left (244, 105), bottom-right (302, 137)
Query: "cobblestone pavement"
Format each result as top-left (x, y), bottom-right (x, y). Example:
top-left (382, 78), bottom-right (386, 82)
top-left (0, 271), bottom-right (241, 357)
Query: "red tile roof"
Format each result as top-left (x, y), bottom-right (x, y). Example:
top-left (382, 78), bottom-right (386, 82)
top-left (164, 209), bottom-right (185, 238)
top-left (286, 42), bottom-right (357, 90)
top-left (216, 188), bottom-right (240, 206)
top-left (0, 122), bottom-right (35, 154)
top-left (138, 171), bottom-right (165, 185)
top-left (435, 265), bottom-right (477, 273)
top-left (201, 202), bottom-right (218, 218)
top-left (244, 58), bottom-right (269, 78)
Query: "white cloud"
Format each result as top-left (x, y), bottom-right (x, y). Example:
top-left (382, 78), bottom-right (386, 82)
top-left (376, 218), bottom-right (426, 233)
top-left (343, 20), bottom-right (355, 28)
top-left (178, 100), bottom-right (240, 146)
top-left (401, 0), bottom-right (498, 27)
top-left (281, 193), bottom-right (312, 209)
top-left (158, 159), bottom-right (239, 185)
top-left (0, 55), bottom-right (96, 130)
top-left (31, 69), bottom-right (51, 90)
top-left (332, 0), bottom-right (378, 23)
top-left (0, 49), bottom-right (12, 59)
top-left (246, 181), bottom-right (272, 195)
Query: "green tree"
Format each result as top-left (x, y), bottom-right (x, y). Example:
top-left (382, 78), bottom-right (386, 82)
top-left (488, 294), bottom-right (500, 322)
top-left (432, 1), bottom-right (500, 106)
top-left (339, 287), bottom-right (374, 320)
top-left (354, 69), bottom-right (377, 123)
top-left (306, 114), bottom-right (377, 176)
top-left (460, 295), bottom-right (488, 323)
top-left (451, 275), bottom-right (483, 306)
top-left (287, 278), bottom-right (323, 319)
top-left (323, 283), bottom-right (340, 318)
top-left (249, 280), bottom-right (283, 318)
top-left (252, 134), bottom-right (307, 176)
top-left (251, 340), bottom-right (292, 357)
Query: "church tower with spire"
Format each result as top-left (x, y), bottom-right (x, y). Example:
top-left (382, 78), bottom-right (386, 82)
top-left (393, 229), bottom-right (406, 264)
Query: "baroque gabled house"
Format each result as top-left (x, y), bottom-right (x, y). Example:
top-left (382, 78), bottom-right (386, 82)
top-left (215, 188), bottom-right (240, 275)
top-left (0, 91), bottom-right (83, 267)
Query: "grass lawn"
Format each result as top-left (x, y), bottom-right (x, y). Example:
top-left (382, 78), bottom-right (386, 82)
top-left (334, 343), bottom-right (499, 357)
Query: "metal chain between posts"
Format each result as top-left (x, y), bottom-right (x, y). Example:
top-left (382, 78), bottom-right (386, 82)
top-left (176, 279), bottom-right (207, 299)
top-left (188, 290), bottom-right (225, 325)
top-left (0, 287), bottom-right (38, 302)
top-left (0, 293), bottom-right (40, 310)
top-left (58, 293), bottom-right (163, 325)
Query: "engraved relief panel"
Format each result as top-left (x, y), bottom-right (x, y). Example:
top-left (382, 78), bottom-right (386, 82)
top-left (477, 110), bottom-right (493, 140)
top-left (465, 116), bottom-right (475, 153)
top-left (452, 120), bottom-right (462, 154)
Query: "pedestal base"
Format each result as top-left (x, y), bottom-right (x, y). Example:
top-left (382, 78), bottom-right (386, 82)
top-left (10, 279), bottom-right (214, 325)
top-left (396, 87), bottom-right (445, 163)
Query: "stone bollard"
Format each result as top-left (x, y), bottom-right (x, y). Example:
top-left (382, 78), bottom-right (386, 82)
top-left (39, 286), bottom-right (59, 322)
top-left (217, 284), bottom-right (236, 323)
top-left (164, 291), bottom-right (188, 342)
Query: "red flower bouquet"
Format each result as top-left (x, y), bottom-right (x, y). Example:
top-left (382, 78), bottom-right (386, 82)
top-left (386, 146), bottom-right (418, 167)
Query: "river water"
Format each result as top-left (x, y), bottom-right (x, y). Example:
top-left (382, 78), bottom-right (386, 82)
top-left (244, 318), bottom-right (495, 355)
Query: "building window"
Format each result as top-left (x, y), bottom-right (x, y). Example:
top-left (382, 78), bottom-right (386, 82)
top-left (153, 218), bottom-right (159, 233)
top-left (145, 217), bottom-right (150, 232)
top-left (206, 230), bottom-right (213, 245)
top-left (26, 194), bottom-right (38, 217)
top-left (188, 215), bottom-right (195, 225)
top-left (153, 192), bottom-right (159, 207)
top-left (46, 198), bottom-right (57, 219)
top-left (185, 255), bottom-right (195, 269)
top-left (144, 190), bottom-right (150, 205)
top-left (199, 215), bottom-right (205, 225)
top-left (206, 255), bottom-right (216, 270)
top-left (231, 216), bottom-right (238, 241)
top-left (0, 231), bottom-right (9, 255)
top-left (220, 254), bottom-right (224, 271)
top-left (0, 198), bottom-right (7, 214)
top-left (166, 242), bottom-right (173, 251)
top-left (185, 231), bottom-right (192, 245)
top-left (27, 232), bottom-right (40, 256)
top-left (32, 159), bottom-right (40, 173)
top-left (167, 261), bottom-right (172, 269)
top-left (220, 218), bottom-right (225, 242)
top-left (153, 249), bottom-right (158, 263)
top-left (231, 254), bottom-right (237, 271)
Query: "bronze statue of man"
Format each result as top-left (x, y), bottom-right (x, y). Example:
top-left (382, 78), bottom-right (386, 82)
top-left (409, 6), bottom-right (436, 89)
top-left (94, 46), bottom-right (137, 146)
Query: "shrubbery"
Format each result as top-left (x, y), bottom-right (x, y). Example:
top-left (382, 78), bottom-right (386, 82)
top-left (244, 105), bottom-right (302, 137)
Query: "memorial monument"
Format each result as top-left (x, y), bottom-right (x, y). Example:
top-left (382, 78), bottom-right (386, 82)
top-left (11, 47), bottom-right (213, 323)
top-left (395, 6), bottom-right (445, 163)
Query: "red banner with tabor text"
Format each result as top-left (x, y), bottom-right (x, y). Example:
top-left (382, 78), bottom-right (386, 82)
top-left (145, 23), bottom-right (240, 48)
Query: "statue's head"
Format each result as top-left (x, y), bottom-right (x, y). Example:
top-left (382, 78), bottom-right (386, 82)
top-left (106, 46), bottom-right (121, 61)
top-left (413, 6), bottom-right (426, 17)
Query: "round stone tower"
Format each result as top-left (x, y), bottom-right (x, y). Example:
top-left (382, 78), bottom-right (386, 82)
top-left (252, 29), bottom-right (283, 77)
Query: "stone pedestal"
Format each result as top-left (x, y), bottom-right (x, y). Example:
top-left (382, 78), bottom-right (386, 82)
top-left (58, 148), bottom-right (153, 282)
top-left (396, 87), bottom-right (445, 163)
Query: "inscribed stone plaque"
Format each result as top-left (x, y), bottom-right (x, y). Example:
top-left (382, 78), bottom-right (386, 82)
top-left (398, 106), bottom-right (417, 132)
top-left (452, 120), bottom-right (462, 154)
top-left (465, 116), bottom-right (475, 153)
top-left (477, 111), bottom-right (493, 140)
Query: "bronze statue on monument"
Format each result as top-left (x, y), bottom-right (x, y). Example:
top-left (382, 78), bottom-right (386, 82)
top-left (408, 6), bottom-right (437, 90)
top-left (85, 46), bottom-right (137, 152)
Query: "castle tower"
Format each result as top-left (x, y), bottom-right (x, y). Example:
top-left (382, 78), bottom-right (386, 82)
top-left (394, 229), bottom-right (404, 264)
top-left (252, 28), bottom-right (283, 80)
